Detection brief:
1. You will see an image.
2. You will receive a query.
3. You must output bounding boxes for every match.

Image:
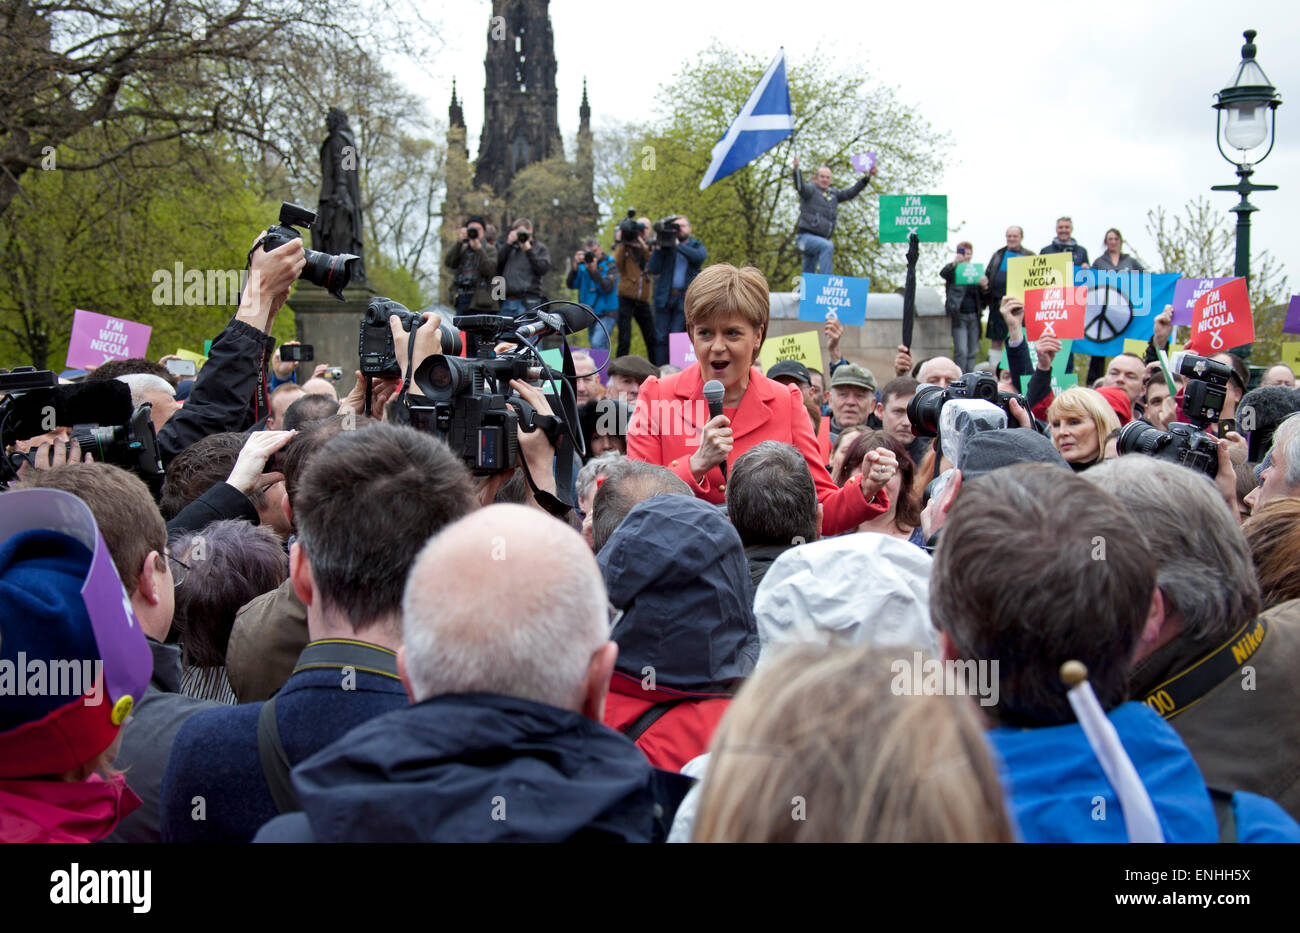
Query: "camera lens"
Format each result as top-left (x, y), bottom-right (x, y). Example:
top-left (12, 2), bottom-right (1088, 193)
top-left (1116, 419), bottom-right (1167, 456)
top-left (906, 384), bottom-right (947, 438)
top-left (302, 249), bottom-right (359, 300)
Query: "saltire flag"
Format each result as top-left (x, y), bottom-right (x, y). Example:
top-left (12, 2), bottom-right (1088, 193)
top-left (699, 49), bottom-right (794, 190)
top-left (1071, 270), bottom-right (1180, 357)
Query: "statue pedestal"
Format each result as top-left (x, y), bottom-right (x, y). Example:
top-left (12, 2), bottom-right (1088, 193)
top-left (285, 280), bottom-right (377, 375)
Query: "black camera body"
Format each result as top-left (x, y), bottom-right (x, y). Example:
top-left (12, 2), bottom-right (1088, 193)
top-left (907, 372), bottom-right (1029, 438)
top-left (408, 314), bottom-right (548, 475)
top-left (359, 297), bottom-right (462, 378)
top-left (583, 250), bottom-right (596, 265)
top-left (1116, 353), bottom-right (1229, 479)
top-left (0, 368), bottom-right (162, 485)
top-left (516, 230), bottom-right (530, 244)
top-left (262, 202), bottom-right (360, 301)
top-left (654, 215), bottom-right (681, 249)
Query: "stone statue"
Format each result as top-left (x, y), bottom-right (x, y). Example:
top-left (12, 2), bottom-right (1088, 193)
top-left (315, 107), bottom-right (365, 281)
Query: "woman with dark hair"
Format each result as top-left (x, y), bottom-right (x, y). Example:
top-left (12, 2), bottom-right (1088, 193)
top-left (172, 520), bottom-right (288, 704)
top-left (578, 398), bottom-right (631, 461)
top-left (1091, 228), bottom-right (1145, 273)
top-left (840, 431), bottom-right (925, 546)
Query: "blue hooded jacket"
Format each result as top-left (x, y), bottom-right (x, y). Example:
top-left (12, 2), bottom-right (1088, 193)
top-left (990, 701), bottom-right (1300, 842)
top-left (253, 692), bottom-right (657, 842)
top-left (598, 495), bottom-right (759, 692)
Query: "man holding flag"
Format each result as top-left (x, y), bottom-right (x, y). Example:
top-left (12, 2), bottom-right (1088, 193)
top-left (791, 157), bottom-right (876, 274)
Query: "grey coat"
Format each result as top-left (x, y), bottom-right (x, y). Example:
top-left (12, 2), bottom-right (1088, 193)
top-left (793, 167), bottom-right (870, 238)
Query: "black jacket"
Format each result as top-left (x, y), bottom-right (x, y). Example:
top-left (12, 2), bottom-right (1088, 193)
top-left (157, 318), bottom-right (276, 467)
top-left (1040, 239), bottom-right (1090, 267)
top-left (106, 638), bottom-right (219, 843)
top-left (252, 692), bottom-right (658, 842)
top-left (792, 166), bottom-right (870, 238)
top-left (496, 240), bottom-right (552, 299)
top-left (981, 246), bottom-right (1036, 309)
top-left (939, 262), bottom-right (981, 316)
top-left (165, 481), bottom-right (259, 537)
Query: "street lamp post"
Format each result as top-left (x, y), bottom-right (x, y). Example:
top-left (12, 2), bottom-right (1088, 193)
top-left (1210, 29), bottom-right (1281, 359)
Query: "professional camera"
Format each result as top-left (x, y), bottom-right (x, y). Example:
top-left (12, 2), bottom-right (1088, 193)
top-left (907, 372), bottom-right (1030, 438)
top-left (617, 209), bottom-right (644, 244)
top-left (359, 297), bottom-right (463, 379)
top-left (1116, 353), bottom-right (1229, 479)
top-left (653, 215), bottom-right (681, 249)
top-left (516, 230), bottom-right (530, 245)
top-left (583, 250), bottom-right (596, 265)
top-left (261, 202), bottom-right (360, 301)
top-left (0, 368), bottom-right (162, 486)
top-left (406, 313), bottom-right (559, 475)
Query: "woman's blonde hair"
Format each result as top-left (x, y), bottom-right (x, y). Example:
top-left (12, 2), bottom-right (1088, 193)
top-left (684, 263), bottom-right (769, 345)
top-left (1047, 386), bottom-right (1120, 464)
top-left (692, 643), bottom-right (1015, 843)
top-left (1243, 497), bottom-right (1300, 609)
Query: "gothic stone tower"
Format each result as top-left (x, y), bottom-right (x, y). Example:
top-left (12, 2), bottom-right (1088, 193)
top-left (473, 0), bottom-right (564, 196)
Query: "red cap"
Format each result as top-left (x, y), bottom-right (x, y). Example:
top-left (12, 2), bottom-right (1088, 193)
top-left (1096, 386), bottom-right (1133, 426)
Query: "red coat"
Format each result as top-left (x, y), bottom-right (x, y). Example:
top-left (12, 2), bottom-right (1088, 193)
top-left (627, 363), bottom-right (889, 536)
top-left (602, 672), bottom-right (731, 772)
top-left (0, 773), bottom-right (140, 843)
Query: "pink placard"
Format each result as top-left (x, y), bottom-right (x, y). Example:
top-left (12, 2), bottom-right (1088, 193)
top-left (669, 332), bottom-right (696, 370)
top-left (66, 308), bottom-right (152, 370)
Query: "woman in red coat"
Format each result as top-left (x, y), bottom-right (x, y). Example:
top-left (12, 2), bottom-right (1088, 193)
top-left (627, 263), bottom-right (897, 536)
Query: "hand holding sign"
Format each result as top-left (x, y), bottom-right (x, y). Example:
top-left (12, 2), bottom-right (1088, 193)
top-left (1187, 277), bottom-right (1252, 355)
top-left (1024, 285), bottom-right (1086, 341)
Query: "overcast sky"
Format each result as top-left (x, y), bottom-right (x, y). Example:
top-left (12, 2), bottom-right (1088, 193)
top-left (403, 0), bottom-right (1298, 289)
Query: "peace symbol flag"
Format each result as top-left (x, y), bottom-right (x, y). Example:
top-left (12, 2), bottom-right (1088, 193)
top-left (1071, 270), bottom-right (1180, 357)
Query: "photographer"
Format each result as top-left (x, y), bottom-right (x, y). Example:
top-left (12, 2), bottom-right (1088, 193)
top-left (443, 215), bottom-right (499, 313)
top-left (613, 215), bottom-right (657, 356)
top-left (496, 218), bottom-right (551, 317)
top-left (647, 215), bottom-right (707, 366)
top-left (566, 237), bottom-right (619, 351)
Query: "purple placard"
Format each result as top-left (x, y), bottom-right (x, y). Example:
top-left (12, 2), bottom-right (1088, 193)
top-left (669, 332), bottom-right (696, 370)
top-left (1285, 295), bottom-right (1300, 335)
top-left (850, 152), bottom-right (876, 173)
top-left (586, 348), bottom-right (610, 385)
top-left (0, 489), bottom-right (152, 706)
top-left (66, 308), bottom-right (152, 370)
top-left (1171, 277), bottom-right (1235, 327)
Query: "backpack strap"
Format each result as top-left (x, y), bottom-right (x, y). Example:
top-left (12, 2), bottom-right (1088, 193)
top-left (257, 695), bottom-right (301, 814)
top-left (1206, 786), bottom-right (1237, 844)
top-left (621, 697), bottom-right (692, 743)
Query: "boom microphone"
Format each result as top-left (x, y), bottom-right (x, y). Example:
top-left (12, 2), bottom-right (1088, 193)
top-left (514, 304), bottom-right (592, 339)
top-left (702, 378), bottom-right (727, 480)
top-left (2, 379), bottom-right (135, 443)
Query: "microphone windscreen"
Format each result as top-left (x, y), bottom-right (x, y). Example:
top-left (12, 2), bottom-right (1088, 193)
top-left (5, 380), bottom-right (134, 440)
top-left (702, 379), bottom-right (725, 418)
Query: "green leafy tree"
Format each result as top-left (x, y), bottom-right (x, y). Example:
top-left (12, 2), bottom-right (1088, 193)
top-left (601, 43), bottom-right (950, 294)
top-left (1146, 197), bottom-right (1289, 362)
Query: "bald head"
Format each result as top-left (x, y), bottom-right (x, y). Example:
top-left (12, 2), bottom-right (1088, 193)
top-left (401, 504), bottom-right (611, 712)
top-left (268, 384), bottom-right (304, 430)
top-left (300, 377), bottom-right (339, 401)
top-left (918, 356), bottom-right (962, 387)
top-left (1263, 364), bottom-right (1296, 388)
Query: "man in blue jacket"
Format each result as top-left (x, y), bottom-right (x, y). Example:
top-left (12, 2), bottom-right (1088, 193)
top-left (931, 462), bottom-right (1300, 842)
top-left (160, 423), bottom-right (479, 842)
top-left (566, 237), bottom-right (619, 351)
top-left (647, 215), bottom-right (706, 366)
top-left (254, 504), bottom-right (660, 842)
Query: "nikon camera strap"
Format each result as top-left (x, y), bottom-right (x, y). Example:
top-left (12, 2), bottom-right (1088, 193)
top-left (1139, 617), bottom-right (1267, 721)
top-left (256, 639), bottom-right (401, 814)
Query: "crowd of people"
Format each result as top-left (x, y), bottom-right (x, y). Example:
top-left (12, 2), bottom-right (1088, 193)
top-left (3, 209), bottom-right (1300, 845)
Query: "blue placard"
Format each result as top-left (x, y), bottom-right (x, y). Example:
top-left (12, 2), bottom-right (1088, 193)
top-left (1071, 270), bottom-right (1179, 357)
top-left (797, 273), bottom-right (869, 327)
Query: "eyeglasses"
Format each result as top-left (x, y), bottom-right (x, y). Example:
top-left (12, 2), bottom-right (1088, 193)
top-left (167, 553), bottom-right (193, 587)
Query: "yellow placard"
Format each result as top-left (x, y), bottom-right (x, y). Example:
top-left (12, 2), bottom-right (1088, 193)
top-left (1122, 338), bottom-right (1148, 357)
top-left (175, 348), bottom-right (207, 369)
top-left (1007, 253), bottom-right (1074, 304)
top-left (1281, 342), bottom-right (1300, 371)
top-left (760, 330), bottom-right (823, 374)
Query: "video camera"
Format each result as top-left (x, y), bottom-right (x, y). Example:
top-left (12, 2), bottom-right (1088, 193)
top-left (617, 209), bottom-right (644, 245)
top-left (907, 372), bottom-right (1029, 439)
top-left (261, 202), bottom-right (360, 301)
top-left (653, 215), bottom-right (681, 249)
top-left (0, 368), bottom-right (162, 486)
top-left (1116, 353), bottom-right (1229, 479)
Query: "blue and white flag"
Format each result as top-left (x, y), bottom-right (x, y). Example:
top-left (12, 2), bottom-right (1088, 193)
top-left (699, 49), bottom-right (794, 190)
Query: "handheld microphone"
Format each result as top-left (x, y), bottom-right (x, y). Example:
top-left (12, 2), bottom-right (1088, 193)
top-left (702, 378), bottom-right (727, 480)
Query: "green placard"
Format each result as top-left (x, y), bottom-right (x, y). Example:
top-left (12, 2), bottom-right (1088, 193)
top-left (879, 195), bottom-right (948, 243)
top-left (1020, 372), bottom-right (1078, 395)
top-left (956, 262), bottom-right (983, 285)
top-left (1002, 340), bottom-right (1073, 377)
top-left (204, 339), bottom-right (213, 356)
